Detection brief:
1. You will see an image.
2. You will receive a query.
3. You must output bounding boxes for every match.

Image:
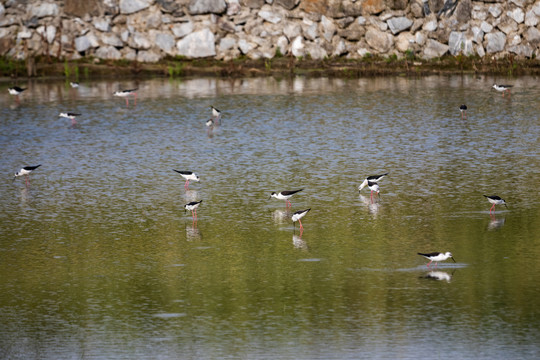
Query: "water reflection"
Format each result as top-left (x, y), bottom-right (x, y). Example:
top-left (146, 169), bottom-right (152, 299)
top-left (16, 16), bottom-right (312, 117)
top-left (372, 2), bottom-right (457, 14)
top-left (272, 209), bottom-right (290, 224)
top-left (186, 224), bottom-right (202, 241)
top-left (488, 216), bottom-right (506, 231)
top-left (421, 270), bottom-right (454, 282)
top-left (359, 194), bottom-right (380, 216)
top-left (292, 234), bottom-right (308, 250)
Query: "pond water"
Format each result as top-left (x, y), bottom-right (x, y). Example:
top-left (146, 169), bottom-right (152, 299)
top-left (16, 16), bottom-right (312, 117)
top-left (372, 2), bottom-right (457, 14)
top-left (0, 75), bottom-right (539, 359)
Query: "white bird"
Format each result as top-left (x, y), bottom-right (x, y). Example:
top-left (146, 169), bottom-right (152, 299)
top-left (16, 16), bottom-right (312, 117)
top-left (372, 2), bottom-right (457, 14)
top-left (269, 189), bottom-right (303, 208)
top-left (484, 195), bottom-right (507, 214)
top-left (184, 200), bottom-right (202, 221)
top-left (492, 84), bottom-right (513, 97)
top-left (173, 170), bottom-right (200, 190)
top-left (14, 164), bottom-right (41, 186)
top-left (417, 252), bottom-right (456, 268)
top-left (359, 173), bottom-right (388, 191)
top-left (292, 208), bottom-right (311, 231)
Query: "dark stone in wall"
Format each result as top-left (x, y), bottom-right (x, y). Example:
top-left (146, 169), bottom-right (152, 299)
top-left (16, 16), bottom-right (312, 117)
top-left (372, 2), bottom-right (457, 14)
top-left (64, 0), bottom-right (104, 17)
top-left (241, 0), bottom-right (265, 9)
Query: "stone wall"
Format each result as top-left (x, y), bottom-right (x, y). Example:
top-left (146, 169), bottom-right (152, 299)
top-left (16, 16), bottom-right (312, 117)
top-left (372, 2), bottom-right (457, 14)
top-left (1, 0), bottom-right (539, 63)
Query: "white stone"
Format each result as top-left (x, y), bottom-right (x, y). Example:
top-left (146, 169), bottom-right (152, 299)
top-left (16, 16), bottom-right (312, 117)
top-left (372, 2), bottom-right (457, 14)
top-left (283, 21), bottom-right (302, 39)
top-left (423, 19), bottom-right (438, 32)
top-left (357, 16), bottom-right (367, 26)
top-left (448, 31), bottom-right (473, 55)
top-left (176, 28), bottom-right (216, 58)
top-left (258, 10), bottom-right (282, 24)
top-left (476, 44), bottom-right (485, 57)
top-left (396, 32), bottom-right (414, 52)
top-left (320, 16), bottom-right (336, 42)
top-left (526, 27), bottom-right (540, 44)
top-left (131, 32), bottom-right (152, 49)
top-left (119, 0), bottom-right (152, 15)
top-left (486, 31), bottom-right (506, 53)
top-left (471, 26), bottom-right (484, 44)
top-left (422, 39), bottom-right (449, 59)
top-left (511, 34), bottom-right (521, 45)
top-left (121, 30), bottom-right (130, 43)
top-left (276, 35), bottom-right (289, 54)
top-left (508, 44), bottom-right (533, 57)
top-left (28, 3), bottom-right (59, 18)
top-left (488, 5), bottom-right (502, 18)
top-left (95, 46), bottom-right (122, 60)
top-left (238, 38), bottom-right (255, 54)
top-left (472, 5), bottom-right (488, 21)
top-left (155, 32), bottom-right (175, 54)
top-left (525, 10), bottom-right (539, 26)
top-left (93, 18), bottom-right (111, 32)
top-left (17, 28), bottom-right (32, 39)
top-left (357, 48), bottom-right (370, 57)
top-left (302, 22), bottom-right (318, 40)
top-left (172, 22), bottom-right (194, 38)
top-left (0, 3), bottom-right (4, 17)
top-left (188, 0), bottom-right (227, 15)
top-left (534, 2), bottom-right (540, 16)
top-left (365, 27), bottom-right (393, 53)
top-left (481, 21), bottom-right (493, 33)
top-left (508, 8), bottom-right (525, 23)
top-left (46, 25), bottom-right (56, 44)
top-left (137, 50), bottom-right (162, 62)
top-left (291, 36), bottom-right (304, 57)
top-left (219, 37), bottom-right (237, 51)
top-left (306, 42), bottom-right (328, 60)
top-left (101, 33), bottom-right (121, 47)
top-left (75, 33), bottom-right (99, 52)
top-left (415, 32), bottom-right (426, 46)
top-left (227, 0), bottom-right (241, 15)
top-left (387, 17), bottom-right (413, 35)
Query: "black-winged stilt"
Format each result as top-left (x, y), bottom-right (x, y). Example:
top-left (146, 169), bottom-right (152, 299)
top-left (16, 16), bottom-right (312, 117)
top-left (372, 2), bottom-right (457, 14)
top-left (210, 106), bottom-right (221, 122)
top-left (269, 189), bottom-right (303, 208)
top-left (292, 208), bottom-right (310, 231)
top-left (367, 181), bottom-right (380, 202)
top-left (492, 84), bottom-right (513, 97)
top-left (184, 200), bottom-right (202, 221)
top-left (459, 104), bottom-right (467, 119)
top-left (359, 173), bottom-right (388, 191)
top-left (8, 86), bottom-right (26, 103)
top-left (418, 252), bottom-right (455, 268)
top-left (173, 170), bottom-right (200, 190)
top-left (483, 195), bottom-right (507, 214)
top-left (113, 88), bottom-right (138, 106)
top-left (14, 164), bottom-right (41, 186)
top-left (59, 112), bottom-right (81, 125)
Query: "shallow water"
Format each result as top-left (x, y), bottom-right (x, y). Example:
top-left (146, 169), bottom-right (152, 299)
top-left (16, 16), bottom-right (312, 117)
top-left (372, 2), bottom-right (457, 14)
top-left (1, 75), bottom-right (539, 359)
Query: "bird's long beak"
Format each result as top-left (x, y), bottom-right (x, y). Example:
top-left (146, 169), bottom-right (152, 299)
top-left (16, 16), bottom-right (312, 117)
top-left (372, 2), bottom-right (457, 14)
top-left (504, 204), bottom-right (508, 209)
top-left (451, 257), bottom-right (456, 263)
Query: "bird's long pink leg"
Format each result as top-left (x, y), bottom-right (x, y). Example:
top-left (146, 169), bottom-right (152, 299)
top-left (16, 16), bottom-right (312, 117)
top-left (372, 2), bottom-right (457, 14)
top-left (125, 98), bottom-right (129, 107)
top-left (286, 200), bottom-right (291, 208)
top-left (185, 180), bottom-right (189, 190)
top-left (25, 176), bottom-right (29, 187)
top-left (490, 204), bottom-right (495, 213)
top-left (299, 219), bottom-right (303, 230)
top-left (427, 260), bottom-right (432, 268)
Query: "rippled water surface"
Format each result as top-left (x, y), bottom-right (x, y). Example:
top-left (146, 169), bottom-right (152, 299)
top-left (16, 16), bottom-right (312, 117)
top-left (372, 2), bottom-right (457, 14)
top-left (1, 75), bottom-right (539, 359)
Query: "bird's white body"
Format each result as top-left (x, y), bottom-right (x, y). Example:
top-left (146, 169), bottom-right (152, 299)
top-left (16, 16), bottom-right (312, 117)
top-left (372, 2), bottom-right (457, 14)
top-left (70, 82), bottom-right (79, 88)
top-left (367, 182), bottom-right (380, 194)
top-left (418, 252), bottom-right (456, 267)
top-left (211, 106), bottom-right (221, 119)
top-left (270, 189), bottom-right (303, 207)
top-left (14, 165), bottom-right (41, 186)
top-left (492, 84), bottom-right (512, 92)
top-left (484, 195), bottom-right (506, 206)
top-left (184, 200), bottom-right (202, 212)
top-left (59, 112), bottom-right (80, 119)
top-left (292, 208), bottom-right (310, 223)
top-left (206, 118), bottom-right (214, 127)
top-left (8, 87), bottom-right (25, 95)
top-left (113, 89), bottom-right (137, 97)
top-left (176, 171), bottom-right (200, 182)
top-left (359, 173), bottom-right (387, 191)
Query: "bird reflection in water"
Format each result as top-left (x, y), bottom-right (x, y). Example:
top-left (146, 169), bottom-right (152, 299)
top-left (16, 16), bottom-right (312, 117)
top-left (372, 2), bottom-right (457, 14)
top-left (421, 270), bottom-right (453, 282)
top-left (359, 194), bottom-right (380, 217)
top-left (292, 234), bottom-right (308, 250)
top-left (185, 190), bottom-right (199, 203)
top-left (488, 215), bottom-right (506, 231)
top-left (272, 209), bottom-right (289, 224)
top-left (186, 223), bottom-right (202, 241)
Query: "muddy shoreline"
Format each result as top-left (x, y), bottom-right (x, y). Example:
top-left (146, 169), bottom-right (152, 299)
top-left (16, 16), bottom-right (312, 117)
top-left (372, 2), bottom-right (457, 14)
top-left (2, 56), bottom-right (540, 81)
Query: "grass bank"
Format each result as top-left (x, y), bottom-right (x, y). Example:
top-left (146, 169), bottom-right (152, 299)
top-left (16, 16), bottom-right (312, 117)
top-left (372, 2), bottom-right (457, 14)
top-left (1, 54), bottom-right (539, 81)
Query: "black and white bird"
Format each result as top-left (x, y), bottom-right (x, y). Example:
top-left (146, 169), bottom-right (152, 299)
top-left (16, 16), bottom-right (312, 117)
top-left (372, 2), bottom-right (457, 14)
top-left (210, 106), bottom-right (221, 122)
top-left (113, 88), bottom-right (138, 106)
top-left (292, 208), bottom-right (310, 231)
top-left (492, 84), bottom-right (513, 97)
top-left (359, 173), bottom-right (388, 191)
top-left (70, 82), bottom-right (79, 88)
top-left (184, 200), bottom-right (202, 221)
top-left (206, 118), bottom-right (214, 127)
top-left (173, 170), bottom-right (200, 190)
top-left (459, 104), bottom-right (467, 119)
top-left (418, 252), bottom-right (456, 268)
top-left (59, 112), bottom-right (81, 125)
top-left (367, 181), bottom-right (380, 202)
top-left (484, 195), bottom-right (507, 214)
top-left (269, 189), bottom-right (303, 208)
top-left (14, 164), bottom-right (41, 186)
top-left (8, 86), bottom-right (26, 96)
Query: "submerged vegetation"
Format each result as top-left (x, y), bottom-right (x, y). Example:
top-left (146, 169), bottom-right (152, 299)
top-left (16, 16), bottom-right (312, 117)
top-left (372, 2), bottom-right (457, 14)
top-left (0, 54), bottom-right (539, 80)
